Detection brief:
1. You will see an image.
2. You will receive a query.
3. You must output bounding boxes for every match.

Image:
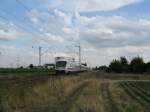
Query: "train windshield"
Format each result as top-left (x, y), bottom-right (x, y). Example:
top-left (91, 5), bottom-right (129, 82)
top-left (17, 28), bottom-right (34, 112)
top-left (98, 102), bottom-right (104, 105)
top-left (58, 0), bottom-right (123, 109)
top-left (56, 61), bottom-right (67, 67)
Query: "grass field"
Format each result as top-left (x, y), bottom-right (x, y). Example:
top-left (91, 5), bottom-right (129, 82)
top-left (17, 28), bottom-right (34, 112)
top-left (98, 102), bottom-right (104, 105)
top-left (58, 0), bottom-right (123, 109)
top-left (0, 71), bottom-right (150, 112)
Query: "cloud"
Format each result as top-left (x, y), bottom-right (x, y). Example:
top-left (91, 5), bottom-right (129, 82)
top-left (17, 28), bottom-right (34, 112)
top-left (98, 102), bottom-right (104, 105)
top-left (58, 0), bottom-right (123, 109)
top-left (26, 9), bottom-right (40, 23)
top-left (44, 0), bottom-right (142, 12)
top-left (0, 0), bottom-right (149, 67)
top-left (0, 45), bottom-right (39, 67)
top-left (73, 15), bottom-right (150, 48)
top-left (0, 24), bottom-right (24, 41)
top-left (25, 9), bottom-right (150, 66)
top-left (54, 9), bottom-right (73, 26)
top-left (0, 45), bottom-right (17, 51)
top-left (26, 9), bottom-right (77, 45)
top-left (44, 32), bottom-right (64, 43)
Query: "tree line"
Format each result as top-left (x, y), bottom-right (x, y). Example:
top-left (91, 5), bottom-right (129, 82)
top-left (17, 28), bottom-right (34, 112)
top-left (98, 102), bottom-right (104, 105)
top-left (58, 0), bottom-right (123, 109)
top-left (97, 56), bottom-right (150, 74)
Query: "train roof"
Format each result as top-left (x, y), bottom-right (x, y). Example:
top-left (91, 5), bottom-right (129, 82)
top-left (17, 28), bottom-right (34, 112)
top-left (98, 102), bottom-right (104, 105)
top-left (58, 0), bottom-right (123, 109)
top-left (55, 57), bottom-right (75, 61)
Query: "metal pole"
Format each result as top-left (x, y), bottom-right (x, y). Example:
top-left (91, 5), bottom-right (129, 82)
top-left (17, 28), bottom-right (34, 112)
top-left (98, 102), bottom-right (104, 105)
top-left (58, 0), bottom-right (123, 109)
top-left (79, 45), bottom-right (81, 67)
top-left (17, 56), bottom-right (20, 68)
top-left (75, 45), bottom-right (81, 67)
top-left (39, 46), bottom-right (42, 66)
top-left (32, 46), bottom-right (34, 65)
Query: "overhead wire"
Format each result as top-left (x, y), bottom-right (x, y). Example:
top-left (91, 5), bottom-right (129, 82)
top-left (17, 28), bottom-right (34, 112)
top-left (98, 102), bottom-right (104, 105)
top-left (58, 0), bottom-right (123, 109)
top-left (14, 0), bottom-right (64, 49)
top-left (15, 0), bottom-right (79, 56)
top-left (0, 3), bottom-right (55, 66)
top-left (0, 7), bottom-right (52, 45)
top-left (15, 0), bottom-right (30, 11)
top-left (0, 0), bottom-right (79, 60)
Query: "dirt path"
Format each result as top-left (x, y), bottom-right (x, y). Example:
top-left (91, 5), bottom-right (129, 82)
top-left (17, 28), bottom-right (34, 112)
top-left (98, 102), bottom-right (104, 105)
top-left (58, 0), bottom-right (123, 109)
top-left (100, 82), bottom-right (119, 112)
top-left (52, 81), bottom-right (88, 112)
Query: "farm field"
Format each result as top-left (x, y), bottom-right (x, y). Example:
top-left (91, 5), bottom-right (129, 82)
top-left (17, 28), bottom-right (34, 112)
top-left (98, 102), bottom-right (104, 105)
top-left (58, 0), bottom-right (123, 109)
top-left (0, 71), bottom-right (150, 112)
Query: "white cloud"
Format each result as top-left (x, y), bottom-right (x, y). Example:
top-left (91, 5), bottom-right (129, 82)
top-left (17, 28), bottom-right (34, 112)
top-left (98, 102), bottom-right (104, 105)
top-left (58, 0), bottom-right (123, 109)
top-left (26, 9), bottom-right (40, 23)
top-left (0, 45), bottom-right (39, 67)
top-left (73, 15), bottom-right (150, 48)
top-left (0, 45), bottom-right (17, 51)
top-left (0, 24), bottom-right (24, 41)
top-left (44, 32), bottom-right (64, 43)
top-left (44, 0), bottom-right (142, 12)
top-left (11, 7), bottom-right (150, 66)
top-left (26, 9), bottom-right (49, 23)
top-left (54, 9), bottom-right (73, 26)
top-left (24, 8), bottom-right (150, 66)
top-left (0, 0), bottom-right (148, 68)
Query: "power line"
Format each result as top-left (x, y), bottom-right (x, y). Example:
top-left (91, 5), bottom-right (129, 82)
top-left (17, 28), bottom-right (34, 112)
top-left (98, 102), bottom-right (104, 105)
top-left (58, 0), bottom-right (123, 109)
top-left (0, 15), bottom-right (9, 22)
top-left (15, 0), bottom-right (30, 11)
top-left (15, 0), bottom-right (77, 53)
top-left (0, 12), bottom-right (29, 32)
top-left (15, 0), bottom-right (64, 41)
top-left (0, 3), bottom-right (65, 66)
top-left (39, 46), bottom-right (42, 66)
top-left (0, 8), bottom-right (52, 45)
top-left (38, 46), bottom-right (53, 66)
top-left (0, 8), bottom-right (31, 29)
top-left (0, 1), bottom-right (77, 61)
top-left (0, 12), bottom-right (42, 42)
top-left (0, 10), bottom-right (54, 66)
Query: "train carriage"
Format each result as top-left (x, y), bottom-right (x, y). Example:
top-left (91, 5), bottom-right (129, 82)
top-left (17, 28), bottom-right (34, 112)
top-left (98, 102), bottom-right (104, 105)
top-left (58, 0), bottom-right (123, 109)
top-left (55, 57), bottom-right (87, 74)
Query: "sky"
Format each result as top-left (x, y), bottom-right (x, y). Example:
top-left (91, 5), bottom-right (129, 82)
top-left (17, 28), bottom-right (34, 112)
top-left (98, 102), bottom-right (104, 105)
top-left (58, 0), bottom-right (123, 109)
top-left (0, 0), bottom-right (150, 67)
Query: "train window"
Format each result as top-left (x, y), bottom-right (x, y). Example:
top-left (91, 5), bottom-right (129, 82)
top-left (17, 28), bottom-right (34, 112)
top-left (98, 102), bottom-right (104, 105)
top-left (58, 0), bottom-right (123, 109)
top-left (56, 61), bottom-right (67, 67)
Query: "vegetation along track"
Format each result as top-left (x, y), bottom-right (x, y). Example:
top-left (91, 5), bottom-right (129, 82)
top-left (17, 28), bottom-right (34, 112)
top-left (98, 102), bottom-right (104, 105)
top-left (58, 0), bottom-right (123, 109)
top-left (120, 81), bottom-right (150, 111)
top-left (100, 82), bottom-right (119, 112)
top-left (53, 81), bottom-right (89, 112)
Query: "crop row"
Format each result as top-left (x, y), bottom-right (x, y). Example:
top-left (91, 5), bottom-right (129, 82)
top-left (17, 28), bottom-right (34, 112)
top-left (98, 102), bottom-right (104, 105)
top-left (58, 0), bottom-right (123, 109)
top-left (128, 82), bottom-right (150, 98)
top-left (120, 81), bottom-right (150, 110)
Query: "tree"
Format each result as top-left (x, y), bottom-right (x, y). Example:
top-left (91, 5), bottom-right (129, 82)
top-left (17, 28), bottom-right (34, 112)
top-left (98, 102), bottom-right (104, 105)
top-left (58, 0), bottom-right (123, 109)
top-left (98, 65), bottom-right (109, 72)
top-left (120, 56), bottom-right (128, 73)
top-left (29, 64), bottom-right (34, 69)
top-left (109, 59), bottom-right (123, 73)
top-left (129, 57), bottom-right (145, 73)
top-left (95, 66), bottom-right (98, 70)
top-left (145, 62), bottom-right (150, 74)
top-left (19, 66), bottom-right (23, 69)
top-left (120, 56), bottom-right (128, 65)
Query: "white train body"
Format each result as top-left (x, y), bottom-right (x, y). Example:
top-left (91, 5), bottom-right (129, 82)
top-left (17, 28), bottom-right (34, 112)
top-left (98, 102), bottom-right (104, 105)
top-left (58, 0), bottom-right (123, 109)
top-left (55, 57), bottom-right (87, 73)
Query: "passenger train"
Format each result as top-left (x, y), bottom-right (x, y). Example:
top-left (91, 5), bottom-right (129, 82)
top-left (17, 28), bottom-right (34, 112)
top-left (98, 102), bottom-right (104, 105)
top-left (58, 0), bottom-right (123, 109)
top-left (55, 57), bottom-right (87, 74)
